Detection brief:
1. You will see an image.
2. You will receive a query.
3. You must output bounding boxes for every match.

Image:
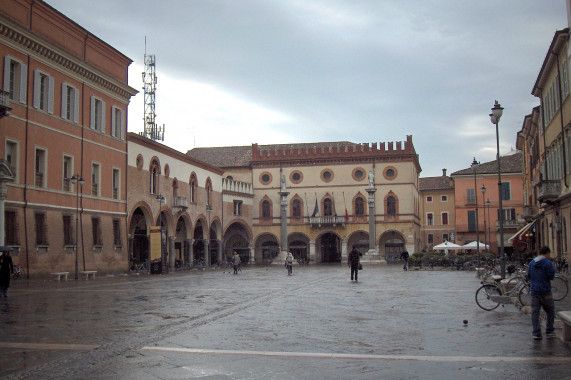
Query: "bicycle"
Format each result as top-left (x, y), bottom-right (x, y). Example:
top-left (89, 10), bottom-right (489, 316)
top-left (12, 264), bottom-right (25, 279)
top-left (475, 273), bottom-right (530, 311)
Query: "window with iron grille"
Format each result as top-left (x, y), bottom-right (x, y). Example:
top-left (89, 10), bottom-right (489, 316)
top-left (355, 197), bottom-right (364, 216)
top-left (387, 196), bottom-right (396, 215)
top-left (113, 219), bottom-right (122, 246)
top-left (63, 215), bottom-right (74, 245)
top-left (323, 198), bottom-right (332, 216)
top-left (292, 199), bottom-right (301, 218)
top-left (92, 217), bottom-right (102, 246)
top-left (5, 210), bottom-right (19, 245)
top-left (262, 200), bottom-right (271, 219)
top-left (35, 212), bottom-right (48, 245)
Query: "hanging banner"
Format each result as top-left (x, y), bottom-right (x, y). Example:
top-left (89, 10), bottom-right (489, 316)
top-left (150, 226), bottom-right (162, 261)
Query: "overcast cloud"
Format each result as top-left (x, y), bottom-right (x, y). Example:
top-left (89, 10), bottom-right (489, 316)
top-left (46, 0), bottom-right (566, 176)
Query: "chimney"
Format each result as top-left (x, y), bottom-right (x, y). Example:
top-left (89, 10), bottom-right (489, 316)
top-left (442, 168), bottom-right (447, 177)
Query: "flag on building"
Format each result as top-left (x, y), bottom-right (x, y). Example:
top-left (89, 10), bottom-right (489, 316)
top-left (343, 192), bottom-right (349, 222)
top-left (312, 196), bottom-right (319, 217)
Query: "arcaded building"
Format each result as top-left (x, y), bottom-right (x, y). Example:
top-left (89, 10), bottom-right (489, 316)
top-left (0, 0), bottom-right (137, 276)
top-left (189, 136), bottom-right (422, 264)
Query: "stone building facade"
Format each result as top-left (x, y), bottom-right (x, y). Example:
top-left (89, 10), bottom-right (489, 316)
top-left (0, 0), bottom-right (137, 276)
top-left (189, 136), bottom-right (422, 264)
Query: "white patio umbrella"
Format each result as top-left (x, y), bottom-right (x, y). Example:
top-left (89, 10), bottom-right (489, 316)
top-left (463, 241), bottom-right (490, 250)
top-left (432, 241), bottom-right (464, 255)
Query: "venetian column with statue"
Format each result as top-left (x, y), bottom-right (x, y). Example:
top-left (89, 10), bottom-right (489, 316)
top-left (362, 169), bottom-right (386, 264)
top-left (273, 170), bottom-right (291, 265)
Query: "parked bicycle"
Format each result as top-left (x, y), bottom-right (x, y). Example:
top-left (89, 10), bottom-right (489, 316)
top-left (475, 270), bottom-right (530, 311)
top-left (12, 264), bottom-right (25, 279)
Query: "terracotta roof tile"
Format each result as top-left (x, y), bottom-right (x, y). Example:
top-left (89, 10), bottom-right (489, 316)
top-left (450, 152), bottom-right (522, 176)
top-left (419, 176), bottom-right (454, 191)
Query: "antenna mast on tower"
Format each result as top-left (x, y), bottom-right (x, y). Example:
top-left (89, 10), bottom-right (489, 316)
top-left (140, 37), bottom-right (165, 141)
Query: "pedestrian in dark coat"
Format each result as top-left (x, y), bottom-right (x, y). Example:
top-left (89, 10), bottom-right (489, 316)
top-left (400, 250), bottom-right (409, 271)
top-left (527, 246), bottom-right (555, 340)
top-left (0, 248), bottom-right (14, 297)
top-left (348, 246), bottom-right (360, 282)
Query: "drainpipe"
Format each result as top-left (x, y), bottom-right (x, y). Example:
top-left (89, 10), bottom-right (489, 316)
top-left (556, 52), bottom-right (569, 188)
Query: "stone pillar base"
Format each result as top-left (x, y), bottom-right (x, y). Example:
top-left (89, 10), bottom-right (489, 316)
top-left (271, 250), bottom-right (298, 265)
top-left (358, 249), bottom-right (387, 264)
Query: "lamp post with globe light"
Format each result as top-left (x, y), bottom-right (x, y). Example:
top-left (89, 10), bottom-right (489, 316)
top-left (481, 184), bottom-right (487, 256)
top-left (490, 100), bottom-right (506, 278)
top-left (70, 174), bottom-right (84, 280)
top-left (471, 158), bottom-right (481, 268)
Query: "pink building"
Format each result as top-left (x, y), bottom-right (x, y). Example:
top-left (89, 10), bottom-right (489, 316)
top-left (451, 153), bottom-right (524, 258)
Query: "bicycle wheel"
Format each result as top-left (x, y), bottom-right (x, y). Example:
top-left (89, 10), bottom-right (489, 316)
top-left (475, 284), bottom-right (501, 311)
top-left (552, 276), bottom-right (569, 301)
top-left (518, 283), bottom-right (531, 307)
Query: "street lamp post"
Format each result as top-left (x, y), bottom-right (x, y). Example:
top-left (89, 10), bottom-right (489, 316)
top-left (486, 199), bottom-right (491, 253)
top-left (70, 174), bottom-right (84, 280)
top-left (481, 184), bottom-right (487, 253)
top-left (490, 100), bottom-right (506, 278)
top-left (471, 158), bottom-right (481, 268)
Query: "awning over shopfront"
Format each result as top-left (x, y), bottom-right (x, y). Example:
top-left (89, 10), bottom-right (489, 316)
top-left (508, 221), bottom-right (535, 242)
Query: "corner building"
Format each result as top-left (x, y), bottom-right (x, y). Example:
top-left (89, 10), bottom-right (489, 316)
top-left (189, 135), bottom-right (421, 264)
top-left (0, 0), bottom-right (137, 275)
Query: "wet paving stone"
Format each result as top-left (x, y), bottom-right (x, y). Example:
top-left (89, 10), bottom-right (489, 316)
top-left (1, 266), bottom-right (570, 379)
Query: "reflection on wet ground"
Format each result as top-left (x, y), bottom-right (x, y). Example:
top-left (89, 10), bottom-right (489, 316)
top-left (1, 265), bottom-right (570, 379)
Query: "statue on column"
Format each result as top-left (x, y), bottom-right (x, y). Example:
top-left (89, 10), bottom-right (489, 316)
top-left (281, 175), bottom-right (286, 192)
top-left (368, 170), bottom-right (375, 188)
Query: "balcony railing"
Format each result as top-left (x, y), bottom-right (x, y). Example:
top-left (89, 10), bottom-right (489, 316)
top-left (0, 90), bottom-right (11, 118)
top-left (309, 216), bottom-right (346, 226)
top-left (496, 219), bottom-right (519, 228)
top-left (173, 196), bottom-right (188, 209)
top-left (537, 180), bottom-right (560, 202)
top-left (222, 178), bottom-right (253, 196)
top-left (523, 205), bottom-right (538, 220)
top-left (35, 172), bottom-right (43, 187)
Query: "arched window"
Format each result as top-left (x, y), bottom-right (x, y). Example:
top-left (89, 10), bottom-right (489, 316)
top-left (387, 196), bottom-right (396, 215)
top-left (262, 200), bottom-right (271, 219)
top-left (189, 173), bottom-right (197, 203)
top-left (323, 198), bottom-right (332, 216)
top-left (205, 178), bottom-right (212, 206)
top-left (172, 179), bottom-right (178, 198)
top-left (149, 160), bottom-right (160, 195)
top-left (355, 196), bottom-right (364, 216)
top-left (292, 199), bottom-right (301, 219)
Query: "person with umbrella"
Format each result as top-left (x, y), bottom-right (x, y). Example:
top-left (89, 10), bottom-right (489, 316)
top-left (0, 246), bottom-right (14, 297)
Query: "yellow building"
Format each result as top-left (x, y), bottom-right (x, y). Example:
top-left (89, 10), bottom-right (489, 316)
top-left (419, 170), bottom-right (456, 250)
top-left (189, 136), bottom-right (421, 264)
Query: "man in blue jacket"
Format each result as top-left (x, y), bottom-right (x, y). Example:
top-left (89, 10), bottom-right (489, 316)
top-left (527, 246), bottom-right (556, 340)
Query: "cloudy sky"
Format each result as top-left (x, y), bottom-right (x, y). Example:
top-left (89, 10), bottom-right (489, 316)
top-left (47, 0), bottom-right (566, 177)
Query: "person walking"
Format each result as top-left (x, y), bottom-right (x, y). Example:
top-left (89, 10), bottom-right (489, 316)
top-left (232, 251), bottom-right (241, 275)
top-left (0, 247), bottom-right (14, 297)
top-left (285, 252), bottom-right (294, 275)
top-left (527, 246), bottom-right (556, 340)
top-left (348, 246), bottom-right (360, 282)
top-left (400, 250), bottom-right (409, 271)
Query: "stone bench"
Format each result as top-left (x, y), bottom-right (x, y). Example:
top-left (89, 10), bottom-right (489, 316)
top-left (51, 272), bottom-right (69, 281)
top-left (557, 311), bottom-right (571, 342)
top-left (80, 270), bottom-right (97, 280)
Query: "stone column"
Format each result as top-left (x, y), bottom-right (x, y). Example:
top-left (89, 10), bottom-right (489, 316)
top-left (273, 173), bottom-right (290, 265)
top-left (309, 240), bottom-right (316, 263)
top-left (249, 243), bottom-right (255, 264)
top-left (341, 237), bottom-right (348, 263)
top-left (217, 240), bottom-right (223, 263)
top-left (169, 236), bottom-right (176, 269)
top-left (366, 187), bottom-right (377, 254)
top-left (204, 239), bottom-right (210, 267)
top-left (189, 239), bottom-right (194, 264)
